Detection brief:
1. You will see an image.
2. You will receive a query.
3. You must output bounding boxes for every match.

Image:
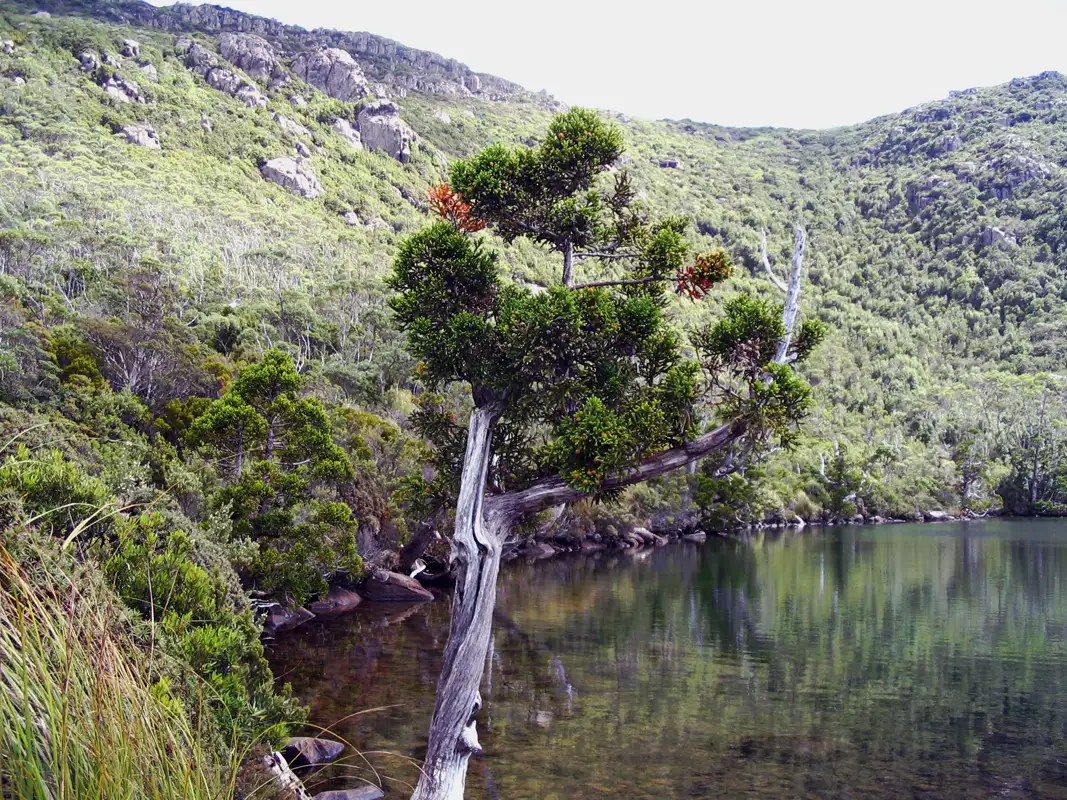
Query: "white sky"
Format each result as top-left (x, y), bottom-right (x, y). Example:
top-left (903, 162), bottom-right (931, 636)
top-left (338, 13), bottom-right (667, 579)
top-left (151, 0), bottom-right (1067, 129)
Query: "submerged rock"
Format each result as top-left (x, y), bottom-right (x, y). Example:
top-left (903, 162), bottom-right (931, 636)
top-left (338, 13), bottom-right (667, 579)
top-left (683, 531), bottom-right (707, 542)
top-left (260, 156), bottom-right (323, 199)
top-left (361, 569), bottom-right (433, 602)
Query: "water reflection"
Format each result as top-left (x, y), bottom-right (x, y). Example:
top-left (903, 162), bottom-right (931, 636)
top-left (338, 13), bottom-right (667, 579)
top-left (268, 520), bottom-right (1067, 799)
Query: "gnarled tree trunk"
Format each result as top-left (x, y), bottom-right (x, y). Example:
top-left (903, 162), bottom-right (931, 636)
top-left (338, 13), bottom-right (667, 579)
top-left (411, 406), bottom-right (510, 800)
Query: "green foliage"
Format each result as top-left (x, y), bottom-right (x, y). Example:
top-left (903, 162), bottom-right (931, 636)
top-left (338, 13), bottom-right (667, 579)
top-left (190, 350), bottom-right (360, 603)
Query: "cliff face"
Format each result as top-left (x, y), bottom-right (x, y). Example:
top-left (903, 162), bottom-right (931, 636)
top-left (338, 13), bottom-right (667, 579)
top-left (25, 0), bottom-right (548, 103)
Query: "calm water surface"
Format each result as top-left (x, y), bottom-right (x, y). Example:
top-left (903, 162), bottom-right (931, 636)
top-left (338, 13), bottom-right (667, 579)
top-left (268, 521), bottom-right (1067, 799)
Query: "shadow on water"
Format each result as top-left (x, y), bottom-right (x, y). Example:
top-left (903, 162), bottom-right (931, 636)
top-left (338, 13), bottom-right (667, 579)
top-left (267, 520), bottom-right (1067, 799)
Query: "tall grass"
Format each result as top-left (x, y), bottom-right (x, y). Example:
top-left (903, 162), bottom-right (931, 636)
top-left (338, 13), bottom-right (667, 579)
top-left (0, 547), bottom-right (242, 800)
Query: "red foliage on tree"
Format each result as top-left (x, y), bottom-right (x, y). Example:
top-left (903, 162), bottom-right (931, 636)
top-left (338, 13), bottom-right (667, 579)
top-left (677, 250), bottom-right (734, 300)
top-left (427, 184), bottom-right (486, 233)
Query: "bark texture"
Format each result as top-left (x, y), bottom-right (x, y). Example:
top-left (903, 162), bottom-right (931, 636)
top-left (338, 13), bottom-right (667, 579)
top-left (410, 407), bottom-right (508, 800)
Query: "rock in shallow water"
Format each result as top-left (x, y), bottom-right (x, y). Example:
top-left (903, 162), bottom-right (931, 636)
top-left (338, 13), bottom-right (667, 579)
top-left (360, 569), bottom-right (433, 602)
top-left (313, 787), bottom-right (384, 800)
top-left (308, 585), bottom-right (361, 615)
top-left (282, 736), bottom-right (345, 769)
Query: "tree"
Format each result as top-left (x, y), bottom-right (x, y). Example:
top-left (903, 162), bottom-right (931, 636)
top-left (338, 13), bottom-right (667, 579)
top-left (387, 109), bottom-right (825, 800)
top-left (188, 349), bottom-right (360, 602)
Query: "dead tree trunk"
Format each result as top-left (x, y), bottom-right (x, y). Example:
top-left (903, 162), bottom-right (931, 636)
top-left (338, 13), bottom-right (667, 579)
top-left (411, 406), bottom-right (509, 800)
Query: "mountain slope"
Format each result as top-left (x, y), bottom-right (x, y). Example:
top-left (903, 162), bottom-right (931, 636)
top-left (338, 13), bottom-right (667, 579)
top-left (1, 1), bottom-right (1066, 518)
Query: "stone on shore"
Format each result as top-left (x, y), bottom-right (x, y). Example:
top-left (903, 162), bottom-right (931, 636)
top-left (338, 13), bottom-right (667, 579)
top-left (308, 585), bottom-right (362, 615)
top-left (282, 736), bottom-right (345, 769)
top-left (262, 604), bottom-right (315, 635)
top-left (360, 569), bottom-right (433, 602)
top-left (683, 531), bottom-right (708, 543)
top-left (313, 787), bottom-right (385, 800)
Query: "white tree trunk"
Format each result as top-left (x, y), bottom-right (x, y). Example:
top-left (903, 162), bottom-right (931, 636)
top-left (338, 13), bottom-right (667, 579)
top-left (410, 407), bottom-right (508, 800)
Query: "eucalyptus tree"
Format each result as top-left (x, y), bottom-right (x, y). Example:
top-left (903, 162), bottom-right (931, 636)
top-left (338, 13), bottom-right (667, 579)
top-left (388, 108), bottom-right (823, 800)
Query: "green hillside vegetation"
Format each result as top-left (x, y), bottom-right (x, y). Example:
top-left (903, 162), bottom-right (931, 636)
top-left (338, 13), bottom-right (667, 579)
top-left (2, 1), bottom-right (1067, 791)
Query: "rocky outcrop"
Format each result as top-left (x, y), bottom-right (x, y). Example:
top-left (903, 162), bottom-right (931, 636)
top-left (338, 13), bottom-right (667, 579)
top-left (1, 40), bottom-right (14, 55)
top-left (982, 226), bottom-right (1017, 246)
top-left (99, 1), bottom-right (544, 105)
top-left (282, 737), bottom-right (345, 769)
top-left (360, 569), bottom-right (433, 602)
top-left (102, 75), bottom-right (144, 104)
top-left (357, 100), bottom-right (416, 163)
top-left (332, 118), bottom-right (362, 150)
top-left (121, 38), bottom-right (139, 58)
top-left (291, 47), bottom-right (368, 102)
top-left (79, 51), bottom-right (99, 71)
top-left (433, 109), bottom-right (452, 124)
top-left (119, 124), bottom-right (159, 148)
top-left (261, 156), bottom-right (323, 198)
top-left (178, 38), bottom-right (267, 107)
top-left (274, 113), bottom-right (311, 139)
top-left (218, 32), bottom-right (277, 81)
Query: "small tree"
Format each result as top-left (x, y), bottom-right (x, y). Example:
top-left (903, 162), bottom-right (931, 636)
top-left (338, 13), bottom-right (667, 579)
top-left (189, 349), bottom-right (360, 602)
top-left (388, 109), bottom-right (824, 800)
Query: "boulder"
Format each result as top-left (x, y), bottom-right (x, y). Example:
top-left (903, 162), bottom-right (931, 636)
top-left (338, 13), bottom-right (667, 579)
top-left (631, 527), bottom-right (655, 544)
top-left (464, 74), bottom-right (481, 92)
top-left (262, 604), bottom-right (315, 636)
top-left (120, 124), bottom-right (160, 148)
top-left (1, 40), bottom-right (14, 55)
top-left (234, 82), bottom-right (268, 107)
top-left (904, 511), bottom-right (924, 523)
top-left (79, 51), bottom-right (100, 72)
top-left (620, 532), bottom-right (643, 548)
top-left (982, 226), bottom-right (1017, 247)
top-left (332, 118), bottom-right (363, 149)
top-left (313, 788), bottom-right (385, 800)
top-left (291, 47), bottom-right (368, 101)
top-left (103, 76), bottom-right (144, 104)
top-left (364, 216), bottom-right (391, 232)
top-left (140, 62), bottom-right (158, 81)
top-left (282, 736), bottom-right (345, 769)
top-left (218, 32), bottom-right (277, 81)
top-left (360, 570), bottom-right (433, 603)
top-left (659, 159), bottom-right (679, 168)
top-left (923, 510), bottom-right (953, 522)
top-left (260, 156), bottom-right (323, 199)
top-left (275, 113), bottom-right (312, 139)
top-left (683, 531), bottom-right (708, 543)
top-left (525, 542), bottom-right (556, 559)
top-left (357, 100), bottom-right (416, 163)
top-left (343, 210), bottom-right (361, 226)
top-left (122, 39), bottom-right (140, 58)
top-left (185, 40), bottom-right (266, 107)
top-left (433, 109), bottom-right (452, 124)
top-left (308, 585), bottom-right (362, 615)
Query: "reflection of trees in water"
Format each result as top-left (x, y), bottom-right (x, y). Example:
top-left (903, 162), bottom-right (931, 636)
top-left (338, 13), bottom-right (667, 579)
top-left (270, 525), bottom-right (1067, 799)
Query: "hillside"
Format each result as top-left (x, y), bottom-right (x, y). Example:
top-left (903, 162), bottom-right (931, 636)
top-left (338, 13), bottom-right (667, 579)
top-left (2, 0), bottom-right (1067, 527)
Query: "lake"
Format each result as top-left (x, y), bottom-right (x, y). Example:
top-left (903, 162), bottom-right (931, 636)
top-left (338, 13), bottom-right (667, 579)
top-left (267, 520), bottom-right (1067, 799)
